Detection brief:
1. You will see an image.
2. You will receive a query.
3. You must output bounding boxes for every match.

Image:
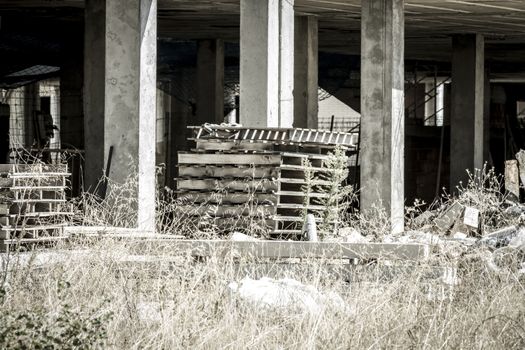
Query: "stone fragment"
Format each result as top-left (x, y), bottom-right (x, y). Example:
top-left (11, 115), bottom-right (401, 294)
top-left (463, 206), bottom-right (480, 229)
top-left (479, 225), bottom-right (519, 249)
top-left (515, 149), bottom-right (525, 187)
top-left (505, 160), bottom-right (520, 201)
top-left (433, 202), bottom-right (465, 232)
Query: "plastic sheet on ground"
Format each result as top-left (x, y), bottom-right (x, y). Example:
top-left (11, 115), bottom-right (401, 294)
top-left (228, 277), bottom-right (349, 315)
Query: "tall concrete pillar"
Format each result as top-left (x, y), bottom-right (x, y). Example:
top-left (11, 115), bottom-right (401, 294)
top-left (196, 39), bottom-right (224, 125)
top-left (240, 0), bottom-right (294, 127)
top-left (450, 34), bottom-right (484, 189)
top-left (167, 70), bottom-right (195, 189)
top-left (60, 55), bottom-right (84, 149)
top-left (294, 16), bottom-right (318, 129)
top-left (84, 0), bottom-right (157, 232)
top-left (360, 0), bottom-right (405, 234)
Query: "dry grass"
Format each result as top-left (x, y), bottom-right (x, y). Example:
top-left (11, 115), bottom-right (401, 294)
top-left (1, 162), bottom-right (524, 348)
top-left (0, 239), bottom-right (524, 349)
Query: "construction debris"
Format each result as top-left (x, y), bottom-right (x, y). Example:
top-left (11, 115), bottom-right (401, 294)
top-left (227, 277), bottom-right (348, 314)
top-left (505, 160), bottom-right (520, 201)
top-left (433, 201), bottom-right (465, 233)
top-left (176, 124), bottom-right (356, 239)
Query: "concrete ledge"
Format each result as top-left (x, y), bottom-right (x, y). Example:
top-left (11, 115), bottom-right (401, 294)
top-left (134, 240), bottom-right (429, 261)
top-left (63, 227), bottom-right (429, 261)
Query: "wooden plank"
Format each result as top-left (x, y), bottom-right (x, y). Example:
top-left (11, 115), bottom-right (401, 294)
top-left (0, 203), bottom-right (9, 215)
top-left (174, 205), bottom-right (277, 217)
top-left (0, 178), bottom-right (65, 187)
top-left (194, 140), bottom-right (273, 152)
top-left (277, 203), bottom-right (325, 210)
top-left (64, 226), bottom-right (154, 236)
top-left (0, 224), bottom-right (67, 232)
top-left (6, 173), bottom-right (70, 178)
top-left (189, 126), bottom-right (356, 147)
top-left (177, 178), bottom-right (279, 192)
top-left (5, 212), bottom-right (73, 218)
top-left (11, 199), bottom-right (66, 204)
top-left (280, 164), bottom-right (333, 173)
top-left (272, 215), bottom-right (321, 222)
top-left (178, 153), bottom-right (282, 165)
top-left (9, 186), bottom-right (67, 191)
top-left (141, 240), bottom-right (429, 261)
top-left (2, 236), bottom-right (68, 244)
top-left (279, 178), bottom-right (331, 185)
top-left (277, 191), bottom-right (329, 198)
top-left (178, 165), bottom-right (279, 179)
top-left (0, 164), bottom-right (67, 173)
top-left (280, 152), bottom-right (331, 161)
top-left (177, 192), bottom-right (278, 204)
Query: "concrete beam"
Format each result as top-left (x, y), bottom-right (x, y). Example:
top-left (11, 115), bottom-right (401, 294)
top-left (196, 39), bottom-right (224, 125)
top-left (450, 34), bottom-right (484, 190)
top-left (84, 0), bottom-right (157, 232)
top-left (240, 0), bottom-right (294, 127)
top-left (360, 0), bottom-right (405, 234)
top-left (294, 16), bottom-right (318, 129)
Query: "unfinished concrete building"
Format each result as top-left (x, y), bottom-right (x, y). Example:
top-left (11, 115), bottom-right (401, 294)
top-left (1, 0), bottom-right (525, 235)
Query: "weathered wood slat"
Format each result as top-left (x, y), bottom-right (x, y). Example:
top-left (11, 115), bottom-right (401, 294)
top-left (175, 204), bottom-right (277, 217)
top-left (177, 192), bottom-right (278, 204)
top-left (178, 165), bottom-right (279, 179)
top-left (6, 172), bottom-right (70, 178)
top-left (0, 164), bottom-right (68, 173)
top-left (177, 178), bottom-right (279, 192)
top-left (178, 153), bottom-right (282, 165)
top-left (277, 191), bottom-right (329, 198)
top-left (189, 126), bottom-right (356, 148)
top-left (194, 140), bottom-right (273, 152)
top-left (0, 224), bottom-right (67, 232)
top-left (2, 236), bottom-right (69, 245)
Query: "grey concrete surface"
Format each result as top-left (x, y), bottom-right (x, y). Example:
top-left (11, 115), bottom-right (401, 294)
top-left (83, 0), bottom-right (157, 232)
top-left (196, 39), bottom-right (225, 125)
top-left (450, 34), bottom-right (485, 190)
top-left (240, 0), bottom-right (294, 127)
top-left (294, 16), bottom-right (318, 129)
top-left (360, 0), bottom-right (405, 234)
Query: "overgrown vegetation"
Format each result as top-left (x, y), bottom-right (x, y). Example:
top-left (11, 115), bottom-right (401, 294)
top-left (0, 240), bottom-right (523, 349)
top-left (0, 281), bottom-right (112, 349)
top-left (301, 146), bottom-right (357, 240)
top-left (1, 157), bottom-right (524, 348)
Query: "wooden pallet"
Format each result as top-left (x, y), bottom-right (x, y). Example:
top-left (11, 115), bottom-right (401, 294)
top-left (176, 126), bottom-right (351, 239)
top-left (0, 163), bottom-right (73, 251)
top-left (190, 125), bottom-right (358, 148)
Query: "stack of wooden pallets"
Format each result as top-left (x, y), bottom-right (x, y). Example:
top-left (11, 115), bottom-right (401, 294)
top-left (0, 163), bottom-right (73, 251)
top-left (176, 125), bottom-right (357, 239)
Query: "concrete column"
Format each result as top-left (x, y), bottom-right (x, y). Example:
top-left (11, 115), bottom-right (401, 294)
top-left (450, 34), bottom-right (484, 189)
top-left (60, 55), bottom-right (84, 149)
top-left (167, 70), bottom-right (193, 189)
top-left (196, 39), bottom-right (224, 125)
top-left (294, 16), bottom-right (318, 129)
top-left (84, 0), bottom-right (157, 232)
top-left (240, 0), bottom-right (294, 127)
top-left (360, 0), bottom-right (405, 234)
